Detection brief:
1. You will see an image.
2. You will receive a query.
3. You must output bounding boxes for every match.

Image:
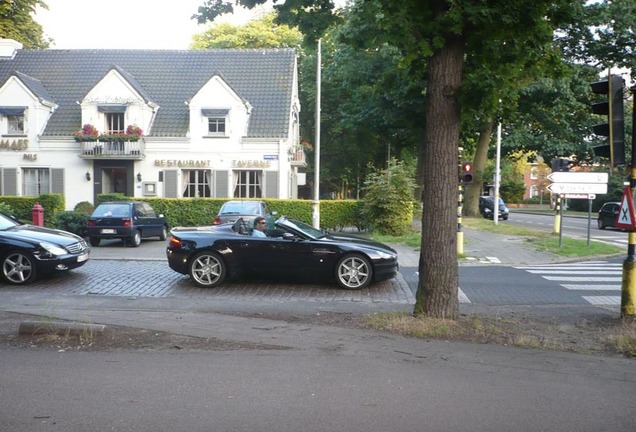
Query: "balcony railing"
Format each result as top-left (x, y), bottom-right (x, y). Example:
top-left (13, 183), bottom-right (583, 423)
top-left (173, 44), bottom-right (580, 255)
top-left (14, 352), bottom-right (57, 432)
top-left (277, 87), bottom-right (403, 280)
top-left (289, 144), bottom-right (307, 167)
top-left (78, 140), bottom-right (145, 160)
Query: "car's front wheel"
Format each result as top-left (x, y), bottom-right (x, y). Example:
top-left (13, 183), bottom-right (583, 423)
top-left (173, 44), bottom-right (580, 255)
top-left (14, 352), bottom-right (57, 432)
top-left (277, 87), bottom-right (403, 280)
top-left (189, 251), bottom-right (226, 288)
top-left (598, 218), bottom-right (605, 230)
top-left (335, 254), bottom-right (373, 290)
top-left (1, 251), bottom-right (37, 285)
top-left (128, 231), bottom-right (142, 247)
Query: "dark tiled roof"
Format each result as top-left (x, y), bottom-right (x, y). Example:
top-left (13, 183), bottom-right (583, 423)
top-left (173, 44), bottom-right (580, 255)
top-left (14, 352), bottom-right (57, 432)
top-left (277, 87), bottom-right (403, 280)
top-left (13, 71), bottom-right (54, 105)
top-left (0, 49), bottom-right (296, 138)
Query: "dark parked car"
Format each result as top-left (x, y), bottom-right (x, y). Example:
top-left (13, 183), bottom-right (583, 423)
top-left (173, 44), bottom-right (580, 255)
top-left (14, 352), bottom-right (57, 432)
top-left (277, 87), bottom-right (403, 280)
top-left (479, 196), bottom-right (510, 220)
top-left (213, 200), bottom-right (277, 230)
top-left (598, 201), bottom-right (620, 230)
top-left (167, 216), bottom-right (398, 290)
top-left (87, 201), bottom-right (168, 247)
top-left (0, 211), bottom-right (90, 285)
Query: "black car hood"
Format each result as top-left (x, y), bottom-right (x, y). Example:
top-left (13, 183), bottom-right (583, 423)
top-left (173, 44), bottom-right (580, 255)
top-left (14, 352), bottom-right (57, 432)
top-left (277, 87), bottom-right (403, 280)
top-left (325, 233), bottom-right (397, 254)
top-left (2, 225), bottom-right (82, 246)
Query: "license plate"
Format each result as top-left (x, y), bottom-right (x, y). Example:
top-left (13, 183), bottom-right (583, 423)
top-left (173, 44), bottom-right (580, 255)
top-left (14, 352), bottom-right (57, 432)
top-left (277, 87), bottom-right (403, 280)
top-left (77, 253), bottom-right (89, 263)
top-left (101, 229), bottom-right (116, 234)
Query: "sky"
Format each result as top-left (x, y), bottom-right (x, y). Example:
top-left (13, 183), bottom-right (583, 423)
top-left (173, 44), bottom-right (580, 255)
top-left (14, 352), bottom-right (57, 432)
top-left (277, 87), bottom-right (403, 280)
top-left (35, 0), bottom-right (272, 49)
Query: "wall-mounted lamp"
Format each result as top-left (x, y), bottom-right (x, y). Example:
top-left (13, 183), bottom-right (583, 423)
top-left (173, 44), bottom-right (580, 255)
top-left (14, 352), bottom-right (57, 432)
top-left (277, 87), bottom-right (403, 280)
top-left (85, 171), bottom-right (91, 181)
top-left (137, 172), bottom-right (142, 182)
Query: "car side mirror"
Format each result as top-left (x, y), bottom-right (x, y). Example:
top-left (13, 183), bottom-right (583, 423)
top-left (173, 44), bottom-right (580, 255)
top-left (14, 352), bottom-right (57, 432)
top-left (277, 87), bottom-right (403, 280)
top-left (282, 232), bottom-right (295, 240)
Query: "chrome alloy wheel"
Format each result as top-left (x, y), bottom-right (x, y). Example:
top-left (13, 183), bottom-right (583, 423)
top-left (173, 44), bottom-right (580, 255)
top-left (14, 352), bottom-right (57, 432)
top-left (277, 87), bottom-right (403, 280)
top-left (189, 252), bottom-right (226, 288)
top-left (2, 252), bottom-right (37, 285)
top-left (336, 255), bottom-right (372, 290)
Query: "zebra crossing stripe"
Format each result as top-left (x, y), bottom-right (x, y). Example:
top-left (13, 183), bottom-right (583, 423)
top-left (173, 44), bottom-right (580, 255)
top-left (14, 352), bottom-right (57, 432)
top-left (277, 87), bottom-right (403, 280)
top-left (583, 296), bottom-right (620, 305)
top-left (515, 262), bottom-right (621, 306)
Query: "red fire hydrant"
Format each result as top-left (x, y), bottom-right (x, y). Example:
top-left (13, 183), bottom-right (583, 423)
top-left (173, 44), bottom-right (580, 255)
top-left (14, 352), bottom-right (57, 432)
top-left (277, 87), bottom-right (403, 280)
top-left (32, 202), bottom-right (44, 226)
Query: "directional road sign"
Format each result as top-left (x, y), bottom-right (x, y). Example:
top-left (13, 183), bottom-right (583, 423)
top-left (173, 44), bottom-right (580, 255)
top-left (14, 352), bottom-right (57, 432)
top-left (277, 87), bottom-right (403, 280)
top-left (547, 172), bottom-right (608, 183)
top-left (547, 182), bottom-right (608, 194)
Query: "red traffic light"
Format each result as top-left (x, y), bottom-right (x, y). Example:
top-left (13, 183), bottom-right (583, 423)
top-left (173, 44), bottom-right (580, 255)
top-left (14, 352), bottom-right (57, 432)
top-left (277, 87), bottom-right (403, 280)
top-left (461, 161), bottom-right (474, 184)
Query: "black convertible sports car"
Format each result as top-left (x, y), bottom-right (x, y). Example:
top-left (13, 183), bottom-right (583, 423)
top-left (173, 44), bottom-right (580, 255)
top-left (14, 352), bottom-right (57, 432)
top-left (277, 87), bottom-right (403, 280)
top-left (0, 211), bottom-right (90, 285)
top-left (166, 216), bottom-right (399, 290)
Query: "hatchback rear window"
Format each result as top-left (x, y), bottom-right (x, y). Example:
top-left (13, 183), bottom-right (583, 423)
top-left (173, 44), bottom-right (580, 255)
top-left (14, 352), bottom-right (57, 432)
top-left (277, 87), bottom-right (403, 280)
top-left (93, 204), bottom-right (130, 217)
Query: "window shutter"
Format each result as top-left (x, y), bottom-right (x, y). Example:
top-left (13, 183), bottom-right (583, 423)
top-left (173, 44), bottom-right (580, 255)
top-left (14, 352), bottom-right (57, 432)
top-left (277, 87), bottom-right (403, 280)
top-left (51, 168), bottom-right (64, 194)
top-left (2, 168), bottom-right (17, 195)
top-left (214, 170), bottom-right (228, 198)
top-left (163, 170), bottom-right (179, 198)
top-left (264, 171), bottom-right (278, 198)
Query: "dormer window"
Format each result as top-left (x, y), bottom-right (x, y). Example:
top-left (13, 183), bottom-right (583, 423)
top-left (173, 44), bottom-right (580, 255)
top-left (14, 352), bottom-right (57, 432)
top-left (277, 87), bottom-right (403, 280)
top-left (202, 108), bottom-right (229, 137)
top-left (98, 104), bottom-right (127, 134)
top-left (0, 106), bottom-right (26, 136)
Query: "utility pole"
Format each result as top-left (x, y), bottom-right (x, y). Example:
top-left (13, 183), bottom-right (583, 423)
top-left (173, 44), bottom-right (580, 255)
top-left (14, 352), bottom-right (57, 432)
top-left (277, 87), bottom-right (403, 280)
top-left (312, 39), bottom-right (321, 229)
top-left (621, 85), bottom-right (636, 318)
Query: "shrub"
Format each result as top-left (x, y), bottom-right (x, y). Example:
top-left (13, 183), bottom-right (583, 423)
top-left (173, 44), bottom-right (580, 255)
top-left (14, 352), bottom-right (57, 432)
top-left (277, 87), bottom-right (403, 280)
top-left (0, 201), bottom-right (14, 216)
top-left (74, 201), bottom-right (95, 214)
top-left (361, 159), bottom-right (415, 236)
top-left (53, 211), bottom-right (89, 237)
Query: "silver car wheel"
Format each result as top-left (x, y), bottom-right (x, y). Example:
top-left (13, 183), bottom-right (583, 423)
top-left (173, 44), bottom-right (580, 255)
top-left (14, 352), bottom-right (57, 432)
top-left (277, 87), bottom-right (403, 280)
top-left (2, 252), bottom-right (37, 285)
top-left (336, 254), bottom-right (372, 290)
top-left (189, 252), bottom-right (226, 288)
top-left (129, 231), bottom-right (142, 247)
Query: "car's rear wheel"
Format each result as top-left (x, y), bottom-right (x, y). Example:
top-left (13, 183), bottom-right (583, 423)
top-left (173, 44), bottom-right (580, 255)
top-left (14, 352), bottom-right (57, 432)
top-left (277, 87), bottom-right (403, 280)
top-left (1, 251), bottom-right (37, 285)
top-left (598, 218), bottom-right (605, 230)
top-left (189, 251), bottom-right (226, 288)
top-left (159, 225), bottom-right (168, 241)
top-left (335, 254), bottom-right (372, 290)
top-left (128, 231), bottom-right (142, 247)
top-left (89, 237), bottom-right (101, 247)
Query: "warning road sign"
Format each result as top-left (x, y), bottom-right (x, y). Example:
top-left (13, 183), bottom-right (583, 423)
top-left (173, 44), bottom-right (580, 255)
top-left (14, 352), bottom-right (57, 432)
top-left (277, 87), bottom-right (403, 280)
top-left (616, 186), bottom-right (636, 230)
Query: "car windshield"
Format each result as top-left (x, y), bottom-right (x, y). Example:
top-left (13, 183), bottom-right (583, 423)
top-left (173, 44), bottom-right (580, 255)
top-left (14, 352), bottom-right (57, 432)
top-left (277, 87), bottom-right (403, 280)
top-left (221, 202), bottom-right (260, 214)
top-left (280, 218), bottom-right (326, 239)
top-left (93, 204), bottom-right (130, 217)
top-left (0, 212), bottom-right (20, 230)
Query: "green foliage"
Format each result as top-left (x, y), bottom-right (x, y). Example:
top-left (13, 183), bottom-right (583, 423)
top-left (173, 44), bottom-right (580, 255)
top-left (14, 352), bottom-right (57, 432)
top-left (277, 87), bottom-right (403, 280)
top-left (0, 0), bottom-right (51, 48)
top-left (361, 159), bottom-right (415, 236)
top-left (0, 201), bottom-right (14, 216)
top-left (190, 13), bottom-right (302, 49)
top-left (35, 194), bottom-right (65, 227)
top-left (53, 211), bottom-right (89, 237)
top-left (96, 193), bottom-right (129, 205)
top-left (73, 201), bottom-right (95, 215)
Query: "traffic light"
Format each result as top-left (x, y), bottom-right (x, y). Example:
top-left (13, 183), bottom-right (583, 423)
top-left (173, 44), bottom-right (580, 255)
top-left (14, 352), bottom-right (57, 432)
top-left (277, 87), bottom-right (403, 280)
top-left (551, 158), bottom-right (570, 172)
top-left (461, 161), bottom-right (474, 184)
top-left (590, 74), bottom-right (625, 166)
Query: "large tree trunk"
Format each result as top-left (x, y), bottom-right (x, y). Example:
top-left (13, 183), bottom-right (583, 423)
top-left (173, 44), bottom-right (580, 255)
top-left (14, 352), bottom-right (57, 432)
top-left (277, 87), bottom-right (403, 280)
top-left (464, 119), bottom-right (494, 217)
top-left (414, 35), bottom-right (464, 319)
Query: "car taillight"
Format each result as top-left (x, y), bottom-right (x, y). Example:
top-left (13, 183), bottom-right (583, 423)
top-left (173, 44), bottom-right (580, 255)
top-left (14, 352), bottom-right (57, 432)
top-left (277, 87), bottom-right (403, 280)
top-left (213, 216), bottom-right (221, 225)
top-left (87, 220), bottom-right (95, 227)
top-left (122, 219), bottom-right (131, 227)
top-left (169, 237), bottom-right (182, 247)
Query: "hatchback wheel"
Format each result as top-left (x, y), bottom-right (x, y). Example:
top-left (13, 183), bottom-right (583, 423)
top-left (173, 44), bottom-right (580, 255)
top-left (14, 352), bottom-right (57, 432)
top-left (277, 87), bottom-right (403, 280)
top-left (336, 254), bottom-right (372, 290)
top-left (128, 231), bottom-right (142, 247)
top-left (189, 251), bottom-right (226, 288)
top-left (89, 237), bottom-right (101, 247)
top-left (1, 251), bottom-right (37, 285)
top-left (598, 218), bottom-right (605, 230)
top-left (159, 225), bottom-right (168, 241)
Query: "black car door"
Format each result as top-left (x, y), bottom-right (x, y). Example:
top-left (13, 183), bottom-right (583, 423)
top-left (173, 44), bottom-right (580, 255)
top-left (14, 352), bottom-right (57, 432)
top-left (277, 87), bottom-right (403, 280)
top-left (241, 234), bottom-right (314, 278)
top-left (134, 202), bottom-right (161, 237)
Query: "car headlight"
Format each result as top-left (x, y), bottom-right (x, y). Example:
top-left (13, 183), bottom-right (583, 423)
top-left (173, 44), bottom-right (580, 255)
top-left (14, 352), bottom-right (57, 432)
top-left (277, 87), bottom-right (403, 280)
top-left (368, 250), bottom-right (397, 260)
top-left (484, 208), bottom-right (492, 213)
top-left (38, 242), bottom-right (67, 258)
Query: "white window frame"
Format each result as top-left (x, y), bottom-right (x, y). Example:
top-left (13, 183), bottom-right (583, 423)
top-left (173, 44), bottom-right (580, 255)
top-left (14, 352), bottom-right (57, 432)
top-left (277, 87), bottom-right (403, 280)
top-left (207, 116), bottom-right (227, 136)
top-left (22, 168), bottom-right (50, 196)
top-left (233, 170), bottom-right (262, 198)
top-left (182, 169), bottom-right (212, 198)
top-left (7, 114), bottom-right (25, 135)
top-left (106, 112), bottom-right (125, 134)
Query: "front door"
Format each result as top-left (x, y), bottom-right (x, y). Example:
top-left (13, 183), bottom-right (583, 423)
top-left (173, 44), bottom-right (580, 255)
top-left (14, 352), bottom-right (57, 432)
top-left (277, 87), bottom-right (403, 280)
top-left (92, 160), bottom-right (134, 203)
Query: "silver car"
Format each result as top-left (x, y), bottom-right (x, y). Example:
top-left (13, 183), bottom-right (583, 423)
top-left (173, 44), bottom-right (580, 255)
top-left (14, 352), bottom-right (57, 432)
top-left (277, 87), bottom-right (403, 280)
top-left (213, 200), bottom-right (277, 230)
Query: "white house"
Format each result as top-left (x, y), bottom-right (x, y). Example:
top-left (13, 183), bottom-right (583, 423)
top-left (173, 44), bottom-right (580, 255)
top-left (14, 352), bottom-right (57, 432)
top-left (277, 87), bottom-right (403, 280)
top-left (0, 39), bottom-right (305, 210)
